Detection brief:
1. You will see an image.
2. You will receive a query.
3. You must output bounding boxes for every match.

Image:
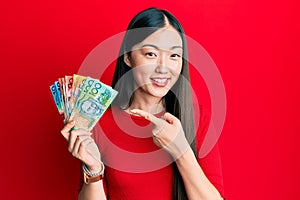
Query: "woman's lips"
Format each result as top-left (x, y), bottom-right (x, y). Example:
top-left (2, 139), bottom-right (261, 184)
top-left (150, 78), bottom-right (170, 87)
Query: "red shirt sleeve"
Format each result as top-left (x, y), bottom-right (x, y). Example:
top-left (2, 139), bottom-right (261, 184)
top-left (196, 106), bottom-right (225, 198)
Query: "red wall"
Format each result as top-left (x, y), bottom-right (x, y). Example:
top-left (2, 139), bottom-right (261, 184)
top-left (1, 0), bottom-right (299, 199)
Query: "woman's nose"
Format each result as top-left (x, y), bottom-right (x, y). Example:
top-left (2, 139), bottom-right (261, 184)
top-left (155, 54), bottom-right (168, 73)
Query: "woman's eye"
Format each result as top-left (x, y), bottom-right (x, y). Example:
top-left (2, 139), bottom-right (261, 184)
top-left (171, 54), bottom-right (181, 58)
top-left (145, 52), bottom-right (157, 57)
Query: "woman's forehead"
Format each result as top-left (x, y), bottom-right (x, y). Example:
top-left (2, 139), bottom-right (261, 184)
top-left (132, 26), bottom-right (183, 51)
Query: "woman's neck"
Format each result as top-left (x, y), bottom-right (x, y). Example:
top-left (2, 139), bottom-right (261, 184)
top-left (128, 92), bottom-right (165, 114)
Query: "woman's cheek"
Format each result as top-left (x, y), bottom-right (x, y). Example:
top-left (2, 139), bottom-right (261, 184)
top-left (133, 71), bottom-right (149, 87)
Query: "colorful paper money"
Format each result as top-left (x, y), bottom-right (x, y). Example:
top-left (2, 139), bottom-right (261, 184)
top-left (50, 74), bottom-right (118, 131)
top-left (50, 81), bottom-right (64, 116)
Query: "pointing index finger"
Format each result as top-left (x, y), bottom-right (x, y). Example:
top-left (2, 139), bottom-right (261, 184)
top-left (130, 109), bottom-right (162, 126)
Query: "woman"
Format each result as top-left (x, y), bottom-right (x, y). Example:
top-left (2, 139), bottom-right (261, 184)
top-left (61, 8), bottom-right (225, 200)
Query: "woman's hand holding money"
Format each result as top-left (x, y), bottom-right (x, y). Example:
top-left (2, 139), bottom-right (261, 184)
top-left (61, 121), bottom-right (103, 173)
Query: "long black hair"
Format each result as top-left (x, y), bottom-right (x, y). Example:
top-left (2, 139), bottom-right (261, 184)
top-left (111, 8), bottom-right (197, 200)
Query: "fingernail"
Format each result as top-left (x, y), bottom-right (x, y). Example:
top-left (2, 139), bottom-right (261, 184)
top-left (130, 109), bottom-right (136, 113)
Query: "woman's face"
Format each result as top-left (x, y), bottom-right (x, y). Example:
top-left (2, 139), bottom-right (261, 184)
top-left (125, 26), bottom-right (183, 99)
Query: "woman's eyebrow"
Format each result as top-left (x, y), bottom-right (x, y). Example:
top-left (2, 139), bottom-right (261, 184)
top-left (170, 45), bottom-right (183, 50)
top-left (141, 44), bottom-right (159, 49)
top-left (141, 44), bottom-right (183, 50)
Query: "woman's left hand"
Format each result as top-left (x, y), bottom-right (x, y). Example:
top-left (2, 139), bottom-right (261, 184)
top-left (130, 109), bottom-right (190, 159)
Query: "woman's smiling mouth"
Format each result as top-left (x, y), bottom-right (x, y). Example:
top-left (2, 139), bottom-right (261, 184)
top-left (150, 77), bottom-right (170, 87)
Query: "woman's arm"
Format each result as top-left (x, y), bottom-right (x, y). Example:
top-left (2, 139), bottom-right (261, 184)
top-left (78, 180), bottom-right (106, 200)
top-left (175, 147), bottom-right (223, 200)
top-left (61, 121), bottom-right (107, 200)
top-left (130, 109), bottom-right (224, 200)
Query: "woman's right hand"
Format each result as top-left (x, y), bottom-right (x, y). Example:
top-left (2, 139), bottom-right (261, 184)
top-left (61, 121), bottom-right (103, 173)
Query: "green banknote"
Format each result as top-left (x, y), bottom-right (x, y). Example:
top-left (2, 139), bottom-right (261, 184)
top-left (50, 75), bottom-right (118, 131)
top-left (69, 77), bottom-right (118, 131)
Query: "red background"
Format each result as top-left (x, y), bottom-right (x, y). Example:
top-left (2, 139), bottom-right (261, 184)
top-left (1, 0), bottom-right (299, 199)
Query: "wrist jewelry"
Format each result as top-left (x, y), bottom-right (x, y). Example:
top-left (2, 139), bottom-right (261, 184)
top-left (82, 162), bottom-right (105, 184)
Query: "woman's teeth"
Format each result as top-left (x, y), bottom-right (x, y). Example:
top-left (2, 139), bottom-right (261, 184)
top-left (152, 78), bottom-right (167, 83)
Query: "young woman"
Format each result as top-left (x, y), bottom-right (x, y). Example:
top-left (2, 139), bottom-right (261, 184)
top-left (61, 8), bottom-right (225, 200)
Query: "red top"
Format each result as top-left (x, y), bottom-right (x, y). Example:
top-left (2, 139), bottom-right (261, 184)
top-left (89, 106), bottom-right (225, 199)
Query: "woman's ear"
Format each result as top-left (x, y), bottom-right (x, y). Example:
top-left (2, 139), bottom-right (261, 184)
top-left (124, 53), bottom-right (132, 67)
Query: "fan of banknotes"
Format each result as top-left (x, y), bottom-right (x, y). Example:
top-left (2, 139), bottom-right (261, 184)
top-left (50, 74), bottom-right (118, 131)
